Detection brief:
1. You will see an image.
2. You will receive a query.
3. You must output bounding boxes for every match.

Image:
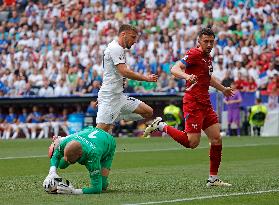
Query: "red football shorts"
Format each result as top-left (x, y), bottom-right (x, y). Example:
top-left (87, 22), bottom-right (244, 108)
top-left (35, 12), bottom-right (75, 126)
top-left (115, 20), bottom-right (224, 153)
top-left (183, 102), bottom-right (219, 133)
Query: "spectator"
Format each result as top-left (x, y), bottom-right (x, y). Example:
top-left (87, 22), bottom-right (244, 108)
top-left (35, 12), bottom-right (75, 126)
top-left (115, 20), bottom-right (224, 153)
top-left (246, 76), bottom-right (258, 92)
top-left (20, 82), bottom-right (36, 96)
top-left (266, 63), bottom-right (278, 78)
top-left (267, 74), bottom-right (279, 96)
top-left (39, 79), bottom-right (54, 97)
top-left (15, 107), bottom-right (30, 139)
top-left (43, 106), bottom-right (58, 135)
top-left (73, 78), bottom-right (87, 96)
top-left (54, 79), bottom-right (70, 96)
top-left (114, 120), bottom-right (137, 137)
top-left (213, 56), bottom-right (226, 82)
top-left (124, 79), bottom-right (135, 93)
top-left (164, 79), bottom-right (179, 94)
top-left (0, 0), bottom-right (276, 100)
top-left (0, 108), bottom-right (6, 138)
top-left (87, 80), bottom-right (100, 94)
top-left (56, 108), bottom-right (69, 136)
top-left (232, 61), bottom-right (247, 80)
top-left (86, 101), bottom-right (98, 117)
top-left (28, 68), bottom-right (44, 87)
top-left (27, 105), bottom-right (46, 139)
top-left (156, 72), bottom-right (169, 92)
top-left (2, 107), bottom-right (17, 139)
top-left (235, 73), bottom-right (248, 91)
top-left (221, 70), bottom-right (234, 88)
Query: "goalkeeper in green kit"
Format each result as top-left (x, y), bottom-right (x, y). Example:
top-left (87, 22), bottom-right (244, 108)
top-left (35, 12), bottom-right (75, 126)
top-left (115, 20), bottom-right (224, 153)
top-left (43, 126), bottom-right (116, 195)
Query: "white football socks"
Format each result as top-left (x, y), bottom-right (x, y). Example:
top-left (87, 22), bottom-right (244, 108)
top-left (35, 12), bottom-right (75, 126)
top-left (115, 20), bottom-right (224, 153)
top-left (158, 122), bottom-right (167, 132)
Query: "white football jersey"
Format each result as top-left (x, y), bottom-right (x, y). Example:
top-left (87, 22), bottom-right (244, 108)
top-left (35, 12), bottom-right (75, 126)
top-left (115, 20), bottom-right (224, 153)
top-left (100, 40), bottom-right (126, 94)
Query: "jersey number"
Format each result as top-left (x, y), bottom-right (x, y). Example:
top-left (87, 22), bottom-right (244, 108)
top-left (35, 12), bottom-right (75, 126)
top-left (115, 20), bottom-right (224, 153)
top-left (88, 130), bottom-right (99, 139)
top-left (208, 65), bottom-right (213, 75)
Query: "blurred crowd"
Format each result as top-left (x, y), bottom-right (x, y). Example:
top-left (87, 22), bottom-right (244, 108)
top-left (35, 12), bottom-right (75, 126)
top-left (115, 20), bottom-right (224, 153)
top-left (0, 102), bottom-right (99, 139)
top-left (0, 0), bottom-right (278, 98)
top-left (0, 105), bottom-right (69, 139)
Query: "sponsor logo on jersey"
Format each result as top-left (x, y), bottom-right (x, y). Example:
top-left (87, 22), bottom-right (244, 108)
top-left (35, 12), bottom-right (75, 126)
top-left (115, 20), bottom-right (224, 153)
top-left (119, 53), bottom-right (125, 61)
top-left (192, 124), bottom-right (198, 129)
top-left (208, 65), bottom-right (213, 75)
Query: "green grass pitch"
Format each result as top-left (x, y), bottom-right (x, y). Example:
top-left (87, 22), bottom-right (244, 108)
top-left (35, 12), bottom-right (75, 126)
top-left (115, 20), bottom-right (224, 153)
top-left (0, 136), bottom-right (278, 205)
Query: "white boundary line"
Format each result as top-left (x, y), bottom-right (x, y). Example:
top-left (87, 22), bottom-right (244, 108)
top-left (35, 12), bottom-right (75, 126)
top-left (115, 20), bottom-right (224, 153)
top-left (0, 142), bottom-right (279, 160)
top-left (123, 189), bottom-right (279, 205)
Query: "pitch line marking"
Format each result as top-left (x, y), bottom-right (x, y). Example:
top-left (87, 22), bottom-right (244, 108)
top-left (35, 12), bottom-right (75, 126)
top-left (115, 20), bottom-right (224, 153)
top-left (123, 189), bottom-right (279, 205)
top-left (0, 142), bottom-right (279, 160)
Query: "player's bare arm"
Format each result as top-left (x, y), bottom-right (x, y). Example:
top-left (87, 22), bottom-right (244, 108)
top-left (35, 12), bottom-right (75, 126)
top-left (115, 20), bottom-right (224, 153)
top-left (117, 63), bottom-right (158, 82)
top-left (210, 75), bottom-right (234, 97)
top-left (171, 61), bottom-right (197, 83)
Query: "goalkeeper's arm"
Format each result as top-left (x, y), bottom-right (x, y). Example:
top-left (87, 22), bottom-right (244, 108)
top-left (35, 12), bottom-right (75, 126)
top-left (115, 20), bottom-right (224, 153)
top-left (48, 148), bottom-right (67, 174)
top-left (43, 149), bottom-right (64, 191)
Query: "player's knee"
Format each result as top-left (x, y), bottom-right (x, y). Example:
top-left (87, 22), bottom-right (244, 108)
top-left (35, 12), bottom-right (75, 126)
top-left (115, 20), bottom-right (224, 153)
top-left (211, 136), bottom-right (222, 145)
top-left (146, 109), bottom-right (153, 118)
top-left (142, 107), bottom-right (153, 118)
top-left (188, 141), bottom-right (199, 149)
top-left (101, 168), bottom-right (110, 176)
top-left (189, 143), bottom-right (199, 149)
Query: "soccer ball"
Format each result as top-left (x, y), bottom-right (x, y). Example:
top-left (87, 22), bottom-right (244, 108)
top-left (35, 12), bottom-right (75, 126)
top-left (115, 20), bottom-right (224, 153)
top-left (45, 178), bottom-right (62, 194)
top-left (220, 131), bottom-right (226, 137)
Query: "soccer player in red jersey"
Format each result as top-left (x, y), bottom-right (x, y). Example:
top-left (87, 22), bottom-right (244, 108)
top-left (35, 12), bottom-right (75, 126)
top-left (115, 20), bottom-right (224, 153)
top-left (144, 27), bottom-right (234, 187)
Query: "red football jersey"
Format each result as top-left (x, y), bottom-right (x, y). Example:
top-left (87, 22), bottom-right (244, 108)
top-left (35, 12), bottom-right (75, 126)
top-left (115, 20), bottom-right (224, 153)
top-left (180, 48), bottom-right (213, 105)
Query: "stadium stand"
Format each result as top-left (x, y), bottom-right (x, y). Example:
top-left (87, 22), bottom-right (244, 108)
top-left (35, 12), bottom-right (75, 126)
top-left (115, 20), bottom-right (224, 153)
top-left (0, 0), bottom-right (278, 138)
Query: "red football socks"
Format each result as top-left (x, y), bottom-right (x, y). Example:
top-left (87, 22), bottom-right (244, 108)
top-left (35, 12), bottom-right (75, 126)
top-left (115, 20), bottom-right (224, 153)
top-left (209, 144), bottom-right (222, 176)
top-left (163, 125), bottom-right (190, 148)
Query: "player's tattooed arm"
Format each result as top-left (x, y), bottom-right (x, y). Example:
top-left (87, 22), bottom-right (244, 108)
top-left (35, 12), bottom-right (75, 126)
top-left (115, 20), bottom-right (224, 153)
top-left (171, 61), bottom-right (197, 83)
top-left (210, 76), bottom-right (234, 97)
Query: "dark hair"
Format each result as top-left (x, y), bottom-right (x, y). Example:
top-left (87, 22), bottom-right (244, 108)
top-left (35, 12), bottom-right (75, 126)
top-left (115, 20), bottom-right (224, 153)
top-left (256, 98), bottom-right (262, 103)
top-left (198, 27), bottom-right (215, 38)
top-left (118, 24), bottom-right (138, 35)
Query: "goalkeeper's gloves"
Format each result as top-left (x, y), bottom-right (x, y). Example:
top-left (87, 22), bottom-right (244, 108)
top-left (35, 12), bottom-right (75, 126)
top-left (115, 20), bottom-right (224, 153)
top-left (43, 171), bottom-right (61, 192)
top-left (57, 180), bottom-right (83, 195)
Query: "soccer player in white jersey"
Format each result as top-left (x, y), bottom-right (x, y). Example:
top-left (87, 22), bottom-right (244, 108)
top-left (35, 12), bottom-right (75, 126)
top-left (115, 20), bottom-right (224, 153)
top-left (96, 24), bottom-right (158, 133)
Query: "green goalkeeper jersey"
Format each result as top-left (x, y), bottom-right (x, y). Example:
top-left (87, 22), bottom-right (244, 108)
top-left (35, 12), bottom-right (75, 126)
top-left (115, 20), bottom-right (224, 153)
top-left (50, 126), bottom-right (116, 194)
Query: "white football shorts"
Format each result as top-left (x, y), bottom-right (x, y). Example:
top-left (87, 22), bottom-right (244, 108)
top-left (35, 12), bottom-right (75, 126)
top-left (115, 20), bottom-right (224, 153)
top-left (96, 93), bottom-right (142, 124)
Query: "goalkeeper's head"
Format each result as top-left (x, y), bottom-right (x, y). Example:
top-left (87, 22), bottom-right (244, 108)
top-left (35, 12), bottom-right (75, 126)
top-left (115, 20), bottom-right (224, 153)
top-left (64, 141), bottom-right (82, 164)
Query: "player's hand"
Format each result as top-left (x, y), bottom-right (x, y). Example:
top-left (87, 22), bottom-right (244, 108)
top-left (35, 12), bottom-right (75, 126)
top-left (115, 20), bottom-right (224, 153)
top-left (146, 74), bottom-right (158, 82)
top-left (43, 172), bottom-right (61, 191)
top-left (222, 87), bottom-right (234, 97)
top-left (185, 74), bottom-right (197, 84)
top-left (57, 180), bottom-right (78, 194)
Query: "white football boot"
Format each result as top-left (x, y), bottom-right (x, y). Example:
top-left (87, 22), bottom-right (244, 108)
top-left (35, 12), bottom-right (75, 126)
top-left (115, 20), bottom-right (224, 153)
top-left (206, 178), bottom-right (232, 187)
top-left (143, 117), bottom-right (164, 138)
